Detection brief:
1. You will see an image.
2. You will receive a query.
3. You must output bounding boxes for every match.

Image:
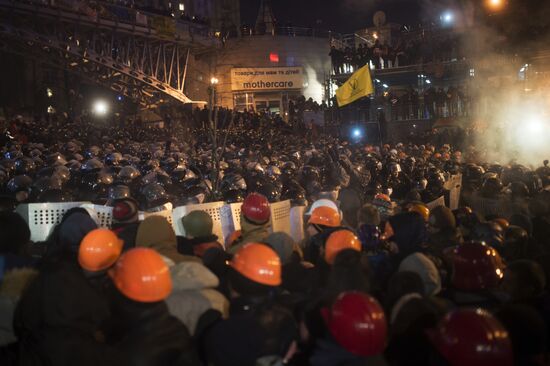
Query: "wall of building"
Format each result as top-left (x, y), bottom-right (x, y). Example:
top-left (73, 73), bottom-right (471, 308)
top-left (213, 35), bottom-right (331, 108)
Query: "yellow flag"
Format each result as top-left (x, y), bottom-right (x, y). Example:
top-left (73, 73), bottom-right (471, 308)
top-left (335, 64), bottom-right (374, 107)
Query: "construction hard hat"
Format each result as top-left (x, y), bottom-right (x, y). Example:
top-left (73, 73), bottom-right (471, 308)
top-left (108, 247), bottom-right (172, 303)
top-left (230, 243), bottom-right (281, 286)
top-left (325, 230), bottom-right (361, 264)
top-left (408, 203), bottom-right (430, 222)
top-left (451, 241), bottom-right (505, 291)
top-left (322, 291), bottom-right (387, 357)
top-left (305, 198), bottom-right (340, 216)
top-left (78, 229), bottom-right (123, 272)
top-left (427, 308), bottom-right (513, 366)
top-left (182, 210), bottom-right (213, 238)
top-left (241, 192), bottom-right (270, 224)
top-left (308, 206), bottom-right (341, 227)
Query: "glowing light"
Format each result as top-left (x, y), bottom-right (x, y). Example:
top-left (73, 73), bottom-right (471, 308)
top-left (46, 88), bottom-right (53, 98)
top-left (210, 77), bottom-right (219, 85)
top-left (487, 0), bottom-right (504, 10)
top-left (179, 3), bottom-right (184, 11)
top-left (373, 32), bottom-right (378, 39)
top-left (269, 52), bottom-right (279, 63)
top-left (351, 127), bottom-right (363, 140)
top-left (93, 100), bottom-right (109, 116)
top-left (441, 11), bottom-right (454, 24)
top-left (47, 105), bottom-right (55, 114)
top-left (426, 79), bottom-right (431, 84)
top-left (382, 83), bottom-right (389, 88)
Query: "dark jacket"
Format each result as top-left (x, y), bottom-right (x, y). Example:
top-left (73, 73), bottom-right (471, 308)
top-left (310, 338), bottom-right (388, 366)
top-left (177, 235), bottom-right (224, 258)
top-left (14, 260), bottom-right (124, 366)
top-left (202, 295), bottom-right (297, 366)
top-left (108, 291), bottom-right (199, 366)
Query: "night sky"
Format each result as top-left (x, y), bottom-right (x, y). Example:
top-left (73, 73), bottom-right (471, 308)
top-left (240, 0), bottom-right (427, 33)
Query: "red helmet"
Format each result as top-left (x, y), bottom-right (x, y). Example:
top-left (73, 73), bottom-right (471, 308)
top-left (451, 241), bottom-right (504, 291)
top-left (242, 192), bottom-right (270, 224)
top-left (427, 308), bottom-right (513, 366)
top-left (322, 291), bottom-right (387, 357)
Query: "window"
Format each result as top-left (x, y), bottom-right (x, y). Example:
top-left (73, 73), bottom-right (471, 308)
top-left (179, 3), bottom-right (184, 11)
top-left (234, 93), bottom-right (254, 112)
top-left (469, 68), bottom-right (475, 77)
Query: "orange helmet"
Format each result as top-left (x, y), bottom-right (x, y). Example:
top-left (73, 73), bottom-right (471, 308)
top-left (409, 203), bottom-right (430, 222)
top-left (325, 230), bottom-right (361, 264)
top-left (308, 206), bottom-right (341, 227)
top-left (230, 243), bottom-right (281, 286)
top-left (78, 229), bottom-right (124, 272)
top-left (108, 248), bottom-right (172, 303)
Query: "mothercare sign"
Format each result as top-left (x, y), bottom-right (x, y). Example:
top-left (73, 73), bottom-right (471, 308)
top-left (231, 67), bottom-right (304, 91)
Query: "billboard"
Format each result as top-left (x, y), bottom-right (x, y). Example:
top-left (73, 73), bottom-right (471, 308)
top-left (231, 67), bottom-right (304, 91)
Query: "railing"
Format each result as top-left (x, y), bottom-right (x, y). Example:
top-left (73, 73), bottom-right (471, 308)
top-left (0, 0), bottom-right (215, 41)
top-left (235, 26), bottom-right (340, 39)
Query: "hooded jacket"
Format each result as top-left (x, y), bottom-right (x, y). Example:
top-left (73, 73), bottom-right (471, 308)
top-left (14, 260), bottom-right (124, 366)
top-left (108, 290), bottom-right (200, 366)
top-left (388, 212), bottom-right (428, 260)
top-left (0, 267), bottom-right (38, 346)
top-left (228, 214), bottom-right (271, 254)
top-left (135, 216), bottom-right (200, 264)
top-left (165, 262), bottom-right (229, 335)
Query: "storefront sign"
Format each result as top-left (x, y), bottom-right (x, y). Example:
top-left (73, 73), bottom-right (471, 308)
top-left (231, 67), bottom-right (304, 91)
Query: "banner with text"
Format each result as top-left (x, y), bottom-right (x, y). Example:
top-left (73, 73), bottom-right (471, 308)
top-left (231, 67), bottom-right (304, 91)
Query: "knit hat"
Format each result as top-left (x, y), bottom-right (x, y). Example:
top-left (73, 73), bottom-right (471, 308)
top-left (398, 253), bottom-right (442, 296)
top-left (112, 198), bottom-right (139, 224)
top-left (182, 210), bottom-right (213, 238)
top-left (429, 206), bottom-right (456, 230)
top-left (265, 232), bottom-right (295, 265)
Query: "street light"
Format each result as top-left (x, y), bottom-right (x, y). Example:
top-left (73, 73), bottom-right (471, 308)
top-left (487, 0), bottom-right (505, 11)
top-left (93, 100), bottom-right (109, 116)
top-left (210, 77), bottom-right (219, 85)
top-left (441, 11), bottom-right (454, 25)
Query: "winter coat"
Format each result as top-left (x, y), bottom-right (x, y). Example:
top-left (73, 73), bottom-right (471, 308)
top-left (135, 216), bottom-right (200, 264)
top-left (14, 260), bottom-right (124, 366)
top-left (202, 295), bottom-right (298, 366)
top-left (228, 215), bottom-right (271, 254)
top-left (109, 292), bottom-right (200, 366)
top-left (0, 267), bottom-right (38, 346)
top-left (388, 212), bottom-right (428, 260)
top-left (310, 338), bottom-right (388, 366)
top-left (177, 235), bottom-right (224, 258)
top-left (166, 261), bottom-right (229, 335)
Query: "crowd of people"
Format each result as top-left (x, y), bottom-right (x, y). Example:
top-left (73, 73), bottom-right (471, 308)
top-left (383, 85), bottom-right (470, 121)
top-left (330, 34), bottom-right (462, 74)
top-left (0, 112), bottom-right (549, 366)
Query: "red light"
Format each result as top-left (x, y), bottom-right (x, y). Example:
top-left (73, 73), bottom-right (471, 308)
top-left (269, 52), bottom-right (279, 63)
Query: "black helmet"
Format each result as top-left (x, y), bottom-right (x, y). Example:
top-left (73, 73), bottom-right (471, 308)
top-left (105, 152), bottom-right (123, 166)
top-left (141, 183), bottom-right (170, 210)
top-left (117, 166), bottom-right (141, 184)
top-left (171, 168), bottom-right (197, 184)
top-left (108, 184), bottom-right (131, 201)
top-left (480, 177), bottom-right (503, 198)
top-left (254, 182), bottom-right (281, 203)
top-left (81, 159), bottom-right (104, 173)
top-left (14, 157), bottom-right (36, 175)
top-left (510, 181), bottom-right (529, 197)
top-left (281, 188), bottom-right (307, 206)
top-left (7, 175), bottom-right (32, 194)
top-left (223, 189), bottom-right (245, 204)
top-left (220, 173), bottom-right (247, 193)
